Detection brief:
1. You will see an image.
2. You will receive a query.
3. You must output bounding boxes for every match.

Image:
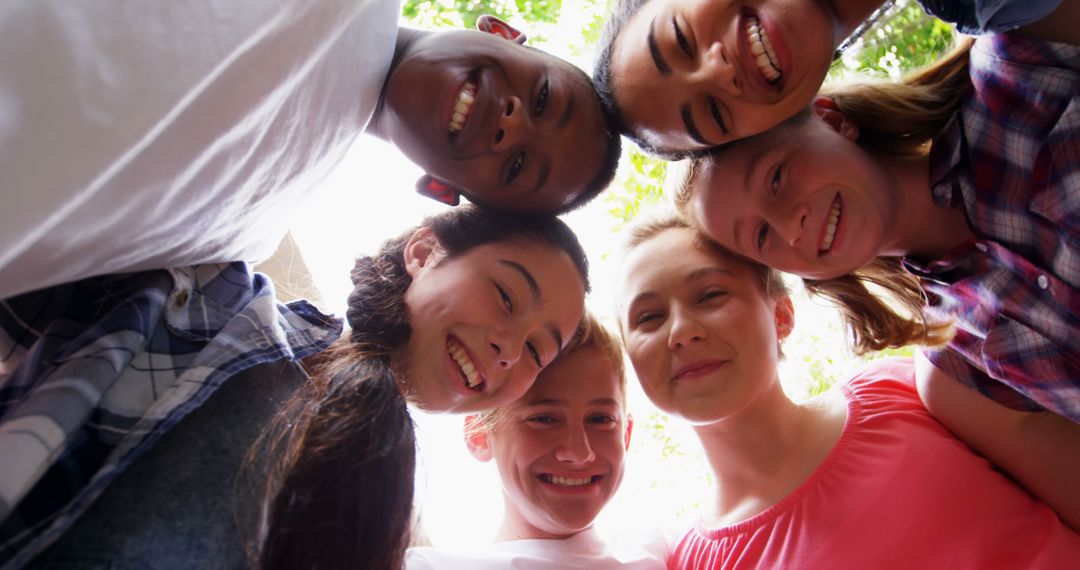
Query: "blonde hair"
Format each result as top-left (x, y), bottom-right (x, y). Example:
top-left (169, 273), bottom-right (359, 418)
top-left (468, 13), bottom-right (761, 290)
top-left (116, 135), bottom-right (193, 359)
top-left (470, 312), bottom-right (626, 434)
top-left (670, 40), bottom-right (974, 355)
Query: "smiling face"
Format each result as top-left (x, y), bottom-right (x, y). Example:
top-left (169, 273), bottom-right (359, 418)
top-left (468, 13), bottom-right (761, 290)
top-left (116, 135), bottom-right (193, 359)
top-left (687, 109), bottom-right (899, 280)
top-left (476, 346), bottom-right (630, 539)
top-left (618, 227), bottom-right (791, 423)
top-left (401, 231), bottom-right (586, 414)
top-left (381, 29), bottom-right (612, 213)
top-left (609, 0), bottom-right (834, 152)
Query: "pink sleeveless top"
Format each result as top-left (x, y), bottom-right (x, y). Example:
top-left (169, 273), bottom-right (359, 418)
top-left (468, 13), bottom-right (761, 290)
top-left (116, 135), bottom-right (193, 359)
top-left (668, 358), bottom-right (1080, 569)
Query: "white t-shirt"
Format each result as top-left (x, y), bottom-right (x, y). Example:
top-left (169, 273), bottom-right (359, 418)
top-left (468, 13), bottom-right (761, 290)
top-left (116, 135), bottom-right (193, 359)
top-left (0, 0), bottom-right (399, 299)
top-left (405, 527), bottom-right (668, 569)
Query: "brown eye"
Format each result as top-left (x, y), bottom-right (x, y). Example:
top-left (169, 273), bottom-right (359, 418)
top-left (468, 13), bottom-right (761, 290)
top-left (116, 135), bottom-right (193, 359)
top-left (673, 18), bottom-right (691, 56)
top-left (534, 80), bottom-right (549, 116)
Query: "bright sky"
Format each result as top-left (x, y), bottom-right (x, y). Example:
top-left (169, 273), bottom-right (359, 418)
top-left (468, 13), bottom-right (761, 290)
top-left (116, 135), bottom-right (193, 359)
top-left (284, 11), bottom-right (870, 550)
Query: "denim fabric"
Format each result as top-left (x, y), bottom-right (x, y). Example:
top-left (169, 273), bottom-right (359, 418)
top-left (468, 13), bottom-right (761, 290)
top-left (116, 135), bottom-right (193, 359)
top-left (27, 360), bottom-right (306, 570)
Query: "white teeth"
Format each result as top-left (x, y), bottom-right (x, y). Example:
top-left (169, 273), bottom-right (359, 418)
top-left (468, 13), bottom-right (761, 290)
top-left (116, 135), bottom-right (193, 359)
top-left (449, 81), bottom-right (477, 134)
top-left (546, 475), bottom-right (593, 487)
top-left (448, 339), bottom-right (481, 388)
top-left (820, 196), bottom-right (842, 253)
top-left (744, 17), bottom-right (781, 82)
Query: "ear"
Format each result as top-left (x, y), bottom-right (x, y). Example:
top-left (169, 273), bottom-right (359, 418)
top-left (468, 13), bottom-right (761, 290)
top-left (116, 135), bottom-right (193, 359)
top-left (415, 175), bottom-right (461, 206)
top-left (811, 96), bottom-right (859, 141)
top-left (464, 415), bottom-right (494, 462)
top-left (476, 14), bottom-right (527, 44)
top-left (774, 296), bottom-right (795, 341)
top-left (624, 413), bottom-right (634, 450)
top-left (402, 226), bottom-right (442, 278)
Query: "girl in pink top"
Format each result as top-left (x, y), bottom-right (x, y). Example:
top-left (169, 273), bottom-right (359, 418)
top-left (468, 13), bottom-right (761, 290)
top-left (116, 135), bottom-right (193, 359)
top-left (616, 215), bottom-right (1080, 569)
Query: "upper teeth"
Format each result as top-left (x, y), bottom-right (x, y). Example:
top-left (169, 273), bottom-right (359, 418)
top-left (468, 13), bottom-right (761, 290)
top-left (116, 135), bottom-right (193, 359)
top-left (821, 196), bottom-right (842, 252)
top-left (745, 16), bottom-right (781, 82)
top-left (548, 475), bottom-right (593, 487)
top-left (449, 81), bottom-right (477, 134)
top-left (448, 339), bottom-right (481, 388)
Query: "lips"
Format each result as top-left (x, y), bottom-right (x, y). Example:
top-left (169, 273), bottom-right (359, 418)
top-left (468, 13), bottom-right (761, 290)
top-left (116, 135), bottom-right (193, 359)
top-left (672, 359), bottom-right (729, 381)
top-left (818, 194), bottom-right (842, 255)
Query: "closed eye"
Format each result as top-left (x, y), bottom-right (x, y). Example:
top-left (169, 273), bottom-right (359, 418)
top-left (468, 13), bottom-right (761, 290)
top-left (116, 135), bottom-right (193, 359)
top-left (527, 341), bottom-right (543, 367)
top-left (528, 414), bottom-right (558, 425)
top-left (699, 289), bottom-right (726, 303)
top-left (673, 17), bottom-right (692, 57)
top-left (709, 98), bottom-right (728, 135)
top-left (633, 311), bottom-right (663, 328)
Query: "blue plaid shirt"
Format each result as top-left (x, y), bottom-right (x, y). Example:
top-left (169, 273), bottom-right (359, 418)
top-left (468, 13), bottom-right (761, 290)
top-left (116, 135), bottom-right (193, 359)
top-left (0, 263), bottom-right (342, 568)
top-left (903, 34), bottom-right (1080, 421)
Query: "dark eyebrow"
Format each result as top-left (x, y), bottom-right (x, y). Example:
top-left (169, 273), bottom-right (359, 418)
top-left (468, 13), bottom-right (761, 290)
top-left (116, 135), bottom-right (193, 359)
top-left (500, 260), bottom-right (541, 304)
top-left (681, 104), bottom-right (712, 146)
top-left (647, 17), bottom-right (672, 75)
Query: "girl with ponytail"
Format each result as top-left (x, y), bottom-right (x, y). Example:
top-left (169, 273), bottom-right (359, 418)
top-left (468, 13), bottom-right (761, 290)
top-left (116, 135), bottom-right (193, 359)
top-left (257, 205), bottom-right (590, 569)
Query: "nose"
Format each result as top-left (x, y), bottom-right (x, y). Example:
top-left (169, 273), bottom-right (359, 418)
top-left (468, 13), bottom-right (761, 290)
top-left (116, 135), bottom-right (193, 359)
top-left (492, 95), bottom-right (528, 152)
top-left (770, 202), bottom-right (810, 248)
top-left (488, 328), bottom-right (525, 369)
top-left (694, 41), bottom-right (740, 96)
top-left (667, 305), bottom-right (706, 351)
top-left (555, 423), bottom-right (596, 464)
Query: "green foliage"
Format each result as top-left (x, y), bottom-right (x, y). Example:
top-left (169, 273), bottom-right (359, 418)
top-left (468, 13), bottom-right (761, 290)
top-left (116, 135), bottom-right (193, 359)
top-left (604, 148), bottom-right (669, 227)
top-left (829, 0), bottom-right (955, 81)
top-left (402, 0), bottom-right (561, 31)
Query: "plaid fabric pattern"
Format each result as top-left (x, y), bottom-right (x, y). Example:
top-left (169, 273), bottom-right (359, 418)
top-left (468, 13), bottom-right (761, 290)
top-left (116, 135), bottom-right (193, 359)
top-left (0, 263), bottom-right (342, 568)
top-left (904, 34), bottom-right (1080, 421)
top-left (918, 0), bottom-right (1060, 35)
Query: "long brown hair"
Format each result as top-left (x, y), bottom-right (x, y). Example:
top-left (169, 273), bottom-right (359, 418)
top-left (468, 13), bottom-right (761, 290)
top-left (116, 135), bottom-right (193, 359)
top-left (673, 40), bottom-right (973, 354)
top-left (256, 206), bottom-right (589, 570)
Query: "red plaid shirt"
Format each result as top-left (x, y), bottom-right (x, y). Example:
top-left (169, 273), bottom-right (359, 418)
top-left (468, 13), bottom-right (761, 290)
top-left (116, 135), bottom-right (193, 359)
top-left (902, 34), bottom-right (1080, 421)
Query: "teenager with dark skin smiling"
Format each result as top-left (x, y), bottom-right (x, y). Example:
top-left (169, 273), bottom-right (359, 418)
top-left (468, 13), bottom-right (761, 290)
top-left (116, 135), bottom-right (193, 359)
top-left (592, 0), bottom-right (1079, 156)
top-left (372, 17), bottom-right (619, 213)
top-left (0, 5), bottom-right (620, 301)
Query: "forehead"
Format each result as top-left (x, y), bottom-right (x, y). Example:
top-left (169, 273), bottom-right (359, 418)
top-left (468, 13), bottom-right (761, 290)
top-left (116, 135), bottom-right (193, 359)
top-left (521, 347), bottom-right (624, 405)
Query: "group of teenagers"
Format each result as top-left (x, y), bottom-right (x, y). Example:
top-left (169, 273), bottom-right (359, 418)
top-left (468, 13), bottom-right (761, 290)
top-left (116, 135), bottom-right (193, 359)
top-left (0, 0), bottom-right (1078, 567)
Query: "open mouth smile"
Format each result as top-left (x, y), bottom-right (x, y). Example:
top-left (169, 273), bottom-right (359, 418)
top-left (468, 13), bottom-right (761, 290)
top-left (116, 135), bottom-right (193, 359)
top-left (744, 15), bottom-right (781, 84)
top-left (538, 474), bottom-right (603, 488)
top-left (448, 79), bottom-right (478, 137)
top-left (448, 338), bottom-right (483, 391)
top-left (819, 194), bottom-right (842, 254)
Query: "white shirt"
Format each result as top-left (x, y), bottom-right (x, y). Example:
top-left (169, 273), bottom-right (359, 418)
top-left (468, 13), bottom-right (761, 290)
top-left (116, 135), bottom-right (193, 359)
top-left (405, 527), bottom-right (668, 569)
top-left (0, 0), bottom-right (399, 299)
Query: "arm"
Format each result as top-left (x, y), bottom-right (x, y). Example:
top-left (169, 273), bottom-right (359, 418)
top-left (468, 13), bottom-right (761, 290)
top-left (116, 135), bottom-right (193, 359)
top-left (915, 352), bottom-right (1080, 532)
top-left (1016, 0), bottom-right (1080, 45)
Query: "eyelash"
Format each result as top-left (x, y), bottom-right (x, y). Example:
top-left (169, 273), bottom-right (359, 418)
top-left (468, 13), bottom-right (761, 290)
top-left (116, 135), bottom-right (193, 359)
top-left (506, 152), bottom-right (525, 184)
top-left (589, 414), bottom-right (617, 425)
top-left (673, 18), bottom-right (692, 57)
top-left (497, 284), bottom-right (544, 367)
top-left (699, 289), bottom-right (726, 303)
top-left (534, 80), bottom-right (549, 115)
top-left (755, 163), bottom-right (784, 251)
top-left (709, 98), bottom-right (728, 135)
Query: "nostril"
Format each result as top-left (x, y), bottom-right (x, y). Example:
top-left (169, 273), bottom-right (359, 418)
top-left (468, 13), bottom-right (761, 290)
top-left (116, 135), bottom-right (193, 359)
top-left (490, 342), bottom-right (501, 354)
top-left (494, 129), bottom-right (504, 144)
top-left (504, 100), bottom-right (514, 117)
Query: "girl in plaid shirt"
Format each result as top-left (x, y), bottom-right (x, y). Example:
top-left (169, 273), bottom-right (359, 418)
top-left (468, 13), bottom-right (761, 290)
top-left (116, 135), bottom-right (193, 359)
top-left (672, 30), bottom-right (1079, 532)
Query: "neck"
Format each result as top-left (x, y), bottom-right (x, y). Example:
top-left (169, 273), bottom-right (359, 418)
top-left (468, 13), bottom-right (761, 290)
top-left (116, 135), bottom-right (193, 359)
top-left (692, 376), bottom-right (845, 524)
top-left (367, 26), bottom-right (427, 140)
top-left (827, 0), bottom-right (888, 45)
top-left (874, 151), bottom-right (975, 259)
